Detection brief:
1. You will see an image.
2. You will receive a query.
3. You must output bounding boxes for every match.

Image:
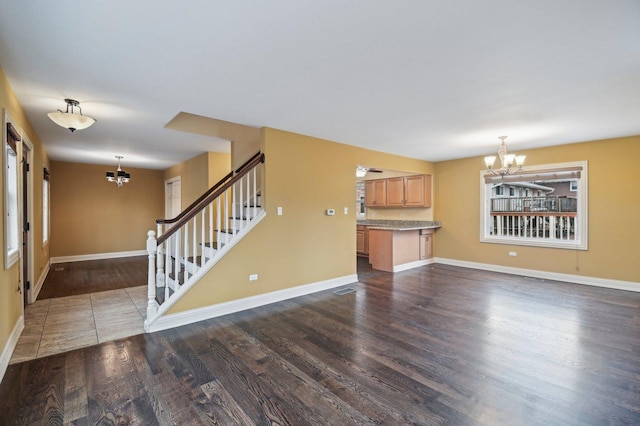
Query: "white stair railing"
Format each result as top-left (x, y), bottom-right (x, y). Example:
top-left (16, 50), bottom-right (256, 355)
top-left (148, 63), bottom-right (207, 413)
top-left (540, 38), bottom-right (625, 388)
top-left (145, 153), bottom-right (265, 331)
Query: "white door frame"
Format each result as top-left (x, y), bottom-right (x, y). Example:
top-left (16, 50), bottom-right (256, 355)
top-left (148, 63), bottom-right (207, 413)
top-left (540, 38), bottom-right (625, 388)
top-left (19, 133), bottom-right (34, 304)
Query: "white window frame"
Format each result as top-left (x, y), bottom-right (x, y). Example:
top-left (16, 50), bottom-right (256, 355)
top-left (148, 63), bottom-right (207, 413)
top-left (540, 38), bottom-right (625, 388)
top-left (3, 110), bottom-right (20, 268)
top-left (480, 161), bottom-right (588, 250)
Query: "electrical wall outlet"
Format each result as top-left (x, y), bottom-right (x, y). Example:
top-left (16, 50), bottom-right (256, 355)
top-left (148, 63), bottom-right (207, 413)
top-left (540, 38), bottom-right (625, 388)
top-left (509, 251), bottom-right (517, 257)
top-left (344, 207), bottom-right (348, 214)
top-left (249, 274), bottom-right (258, 281)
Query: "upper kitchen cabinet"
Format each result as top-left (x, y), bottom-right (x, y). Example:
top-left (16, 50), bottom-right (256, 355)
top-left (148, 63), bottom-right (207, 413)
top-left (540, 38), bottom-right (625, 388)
top-left (364, 179), bottom-right (387, 207)
top-left (366, 174), bottom-right (431, 208)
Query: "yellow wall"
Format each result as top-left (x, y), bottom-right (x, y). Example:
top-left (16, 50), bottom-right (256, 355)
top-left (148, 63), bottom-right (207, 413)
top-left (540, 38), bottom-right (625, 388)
top-left (434, 136), bottom-right (640, 284)
top-left (230, 127), bottom-right (263, 170)
top-left (0, 65), bottom-right (49, 357)
top-left (169, 127), bottom-right (434, 313)
top-left (164, 152), bottom-right (209, 209)
top-left (163, 151), bottom-right (231, 211)
top-left (207, 152), bottom-right (231, 186)
top-left (50, 161), bottom-right (164, 257)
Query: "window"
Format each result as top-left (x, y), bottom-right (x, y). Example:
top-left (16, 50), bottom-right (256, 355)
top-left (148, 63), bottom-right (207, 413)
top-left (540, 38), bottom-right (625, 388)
top-left (4, 113), bottom-right (20, 268)
top-left (43, 168), bottom-right (50, 245)
top-left (480, 161), bottom-right (588, 250)
top-left (356, 181), bottom-right (365, 216)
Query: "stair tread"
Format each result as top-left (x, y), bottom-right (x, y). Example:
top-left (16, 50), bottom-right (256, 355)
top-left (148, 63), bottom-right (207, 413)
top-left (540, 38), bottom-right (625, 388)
top-left (214, 228), bottom-right (240, 234)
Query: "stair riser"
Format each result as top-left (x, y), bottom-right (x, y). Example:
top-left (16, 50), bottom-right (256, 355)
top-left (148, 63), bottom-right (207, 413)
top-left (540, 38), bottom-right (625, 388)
top-left (216, 232), bottom-right (234, 244)
top-left (229, 218), bottom-right (250, 229)
top-left (241, 207), bottom-right (262, 218)
top-left (201, 246), bottom-right (218, 258)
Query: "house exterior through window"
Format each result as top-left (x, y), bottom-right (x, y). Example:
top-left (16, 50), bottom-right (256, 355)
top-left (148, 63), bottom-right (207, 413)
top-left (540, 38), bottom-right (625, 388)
top-left (480, 161), bottom-right (588, 250)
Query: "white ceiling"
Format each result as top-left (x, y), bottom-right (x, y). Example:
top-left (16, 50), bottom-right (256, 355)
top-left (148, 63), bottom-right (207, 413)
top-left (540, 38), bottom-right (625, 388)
top-left (0, 1), bottom-right (639, 170)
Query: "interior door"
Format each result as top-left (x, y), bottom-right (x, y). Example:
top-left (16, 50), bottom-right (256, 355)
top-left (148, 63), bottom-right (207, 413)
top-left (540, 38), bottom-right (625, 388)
top-left (21, 154), bottom-right (29, 306)
top-left (165, 177), bottom-right (181, 228)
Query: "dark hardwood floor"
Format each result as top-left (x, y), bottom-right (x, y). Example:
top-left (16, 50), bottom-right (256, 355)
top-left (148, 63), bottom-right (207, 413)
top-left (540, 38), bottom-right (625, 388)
top-left (37, 256), bottom-right (148, 300)
top-left (3, 259), bottom-right (640, 425)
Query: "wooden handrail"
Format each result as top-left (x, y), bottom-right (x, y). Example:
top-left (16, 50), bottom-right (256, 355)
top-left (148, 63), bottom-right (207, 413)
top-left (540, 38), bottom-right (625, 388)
top-left (157, 151), bottom-right (262, 225)
top-left (157, 153), bottom-right (264, 246)
top-left (235, 151), bottom-right (262, 174)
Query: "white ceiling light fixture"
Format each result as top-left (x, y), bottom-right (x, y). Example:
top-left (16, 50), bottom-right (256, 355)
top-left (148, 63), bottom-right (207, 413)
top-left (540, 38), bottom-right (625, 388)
top-left (484, 136), bottom-right (526, 177)
top-left (47, 98), bottom-right (96, 132)
top-left (106, 156), bottom-right (131, 187)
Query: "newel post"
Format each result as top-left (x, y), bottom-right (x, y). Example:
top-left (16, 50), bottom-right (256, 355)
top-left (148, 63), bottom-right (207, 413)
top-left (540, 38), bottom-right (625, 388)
top-left (156, 223), bottom-right (165, 287)
top-left (146, 230), bottom-right (158, 320)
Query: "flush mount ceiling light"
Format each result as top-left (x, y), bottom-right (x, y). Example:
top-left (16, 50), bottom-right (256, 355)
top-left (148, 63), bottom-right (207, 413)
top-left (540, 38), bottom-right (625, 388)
top-left (47, 98), bottom-right (96, 132)
top-left (106, 156), bottom-right (131, 187)
top-left (484, 136), bottom-right (526, 178)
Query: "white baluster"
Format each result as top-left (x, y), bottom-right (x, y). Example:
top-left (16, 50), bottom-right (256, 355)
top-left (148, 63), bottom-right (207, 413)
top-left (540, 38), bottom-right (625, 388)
top-left (184, 222), bottom-right (189, 280)
top-left (201, 208), bottom-right (205, 263)
top-left (232, 182), bottom-right (237, 235)
top-left (216, 195), bottom-right (221, 250)
top-left (192, 216), bottom-right (197, 267)
top-left (224, 187), bottom-right (229, 238)
top-left (173, 231), bottom-right (180, 291)
top-left (209, 201), bottom-right (213, 254)
top-left (252, 168), bottom-right (257, 218)
top-left (549, 215), bottom-right (557, 240)
top-left (246, 172), bottom-right (251, 220)
top-left (146, 231), bottom-right (158, 320)
top-left (238, 176), bottom-right (244, 229)
top-left (164, 235), bottom-right (170, 293)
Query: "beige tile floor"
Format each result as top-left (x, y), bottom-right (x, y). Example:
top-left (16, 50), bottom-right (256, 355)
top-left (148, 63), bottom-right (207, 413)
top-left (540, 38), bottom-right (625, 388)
top-left (9, 286), bottom-right (148, 364)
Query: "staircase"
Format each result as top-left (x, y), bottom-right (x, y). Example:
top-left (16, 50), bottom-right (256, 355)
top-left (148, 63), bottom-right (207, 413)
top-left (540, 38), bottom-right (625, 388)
top-left (144, 153), bottom-right (265, 331)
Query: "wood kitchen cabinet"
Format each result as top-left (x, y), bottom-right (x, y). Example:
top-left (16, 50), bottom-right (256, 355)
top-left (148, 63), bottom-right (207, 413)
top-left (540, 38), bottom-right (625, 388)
top-left (369, 227), bottom-right (435, 272)
top-left (356, 225), bottom-right (369, 256)
top-left (364, 179), bottom-right (387, 207)
top-left (404, 175), bottom-right (431, 207)
top-left (365, 174), bottom-right (431, 208)
top-left (419, 229), bottom-right (433, 259)
top-left (385, 177), bottom-right (405, 207)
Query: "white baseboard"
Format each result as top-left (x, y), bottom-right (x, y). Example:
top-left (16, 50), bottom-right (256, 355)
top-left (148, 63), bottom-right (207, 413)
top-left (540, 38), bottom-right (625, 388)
top-left (0, 315), bottom-right (24, 383)
top-left (51, 250), bottom-right (147, 264)
top-left (146, 273), bottom-right (358, 333)
top-left (31, 259), bottom-right (50, 303)
top-left (393, 258), bottom-right (435, 272)
top-left (434, 257), bottom-right (640, 293)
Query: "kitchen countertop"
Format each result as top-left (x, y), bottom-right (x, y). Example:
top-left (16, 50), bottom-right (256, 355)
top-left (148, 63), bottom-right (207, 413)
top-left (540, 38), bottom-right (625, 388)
top-left (357, 220), bottom-right (441, 231)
